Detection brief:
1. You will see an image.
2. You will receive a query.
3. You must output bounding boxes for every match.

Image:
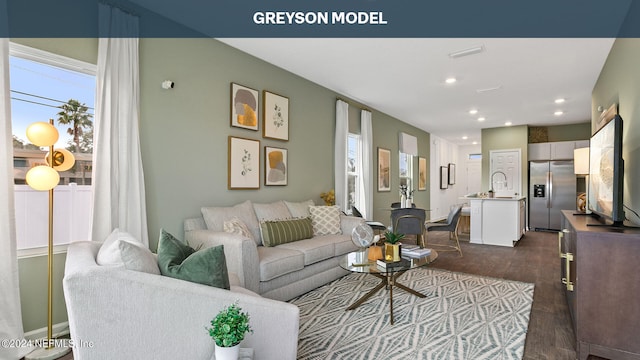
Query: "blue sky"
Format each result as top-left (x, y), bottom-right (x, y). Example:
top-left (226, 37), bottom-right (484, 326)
top-left (10, 56), bottom-right (95, 149)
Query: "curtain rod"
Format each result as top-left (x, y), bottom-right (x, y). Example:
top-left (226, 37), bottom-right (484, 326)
top-left (336, 97), bottom-right (371, 113)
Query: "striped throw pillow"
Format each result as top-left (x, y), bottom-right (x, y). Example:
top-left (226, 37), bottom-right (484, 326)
top-left (260, 217), bottom-right (314, 247)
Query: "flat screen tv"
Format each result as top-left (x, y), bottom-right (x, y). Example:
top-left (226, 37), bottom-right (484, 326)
top-left (588, 114), bottom-right (625, 226)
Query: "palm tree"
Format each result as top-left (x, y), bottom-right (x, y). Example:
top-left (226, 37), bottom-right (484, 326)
top-left (57, 99), bottom-right (93, 184)
top-left (57, 99), bottom-right (93, 154)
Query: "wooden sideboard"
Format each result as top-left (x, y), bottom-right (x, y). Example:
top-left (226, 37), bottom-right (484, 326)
top-left (560, 210), bottom-right (640, 360)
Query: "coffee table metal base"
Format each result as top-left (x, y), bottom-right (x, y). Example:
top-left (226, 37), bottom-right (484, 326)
top-left (345, 270), bottom-right (426, 325)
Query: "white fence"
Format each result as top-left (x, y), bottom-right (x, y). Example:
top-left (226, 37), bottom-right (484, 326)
top-left (14, 184), bottom-right (92, 250)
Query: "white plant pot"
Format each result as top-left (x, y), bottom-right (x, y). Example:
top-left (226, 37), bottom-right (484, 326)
top-left (214, 344), bottom-right (240, 360)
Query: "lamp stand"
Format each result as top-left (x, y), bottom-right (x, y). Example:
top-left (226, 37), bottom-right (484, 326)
top-left (25, 135), bottom-right (71, 360)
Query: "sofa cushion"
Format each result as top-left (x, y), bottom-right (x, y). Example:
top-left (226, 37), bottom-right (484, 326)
top-left (253, 200), bottom-right (292, 221)
top-left (284, 199), bottom-right (315, 218)
top-left (97, 228), bottom-right (140, 265)
top-left (223, 217), bottom-right (253, 239)
top-left (260, 217), bottom-right (314, 247)
top-left (157, 229), bottom-right (230, 289)
top-left (309, 205), bottom-right (342, 236)
top-left (257, 246), bottom-right (305, 282)
top-left (278, 236), bottom-right (336, 266)
top-left (201, 200), bottom-right (261, 245)
top-left (118, 240), bottom-right (161, 275)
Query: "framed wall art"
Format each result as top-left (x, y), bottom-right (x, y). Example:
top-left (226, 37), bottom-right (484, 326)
top-left (228, 136), bottom-right (260, 189)
top-left (377, 147), bottom-right (391, 192)
top-left (263, 90), bottom-right (289, 141)
top-left (265, 146), bottom-right (288, 186)
top-left (418, 157), bottom-right (427, 190)
top-left (440, 166), bottom-right (448, 190)
top-left (230, 83), bottom-right (259, 131)
top-left (448, 163), bottom-right (456, 185)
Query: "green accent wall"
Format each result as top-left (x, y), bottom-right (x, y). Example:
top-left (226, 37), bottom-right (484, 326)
top-left (592, 38), bottom-right (640, 223)
top-left (139, 38), bottom-right (430, 249)
top-left (481, 125), bottom-right (529, 195)
top-left (546, 123), bottom-right (592, 142)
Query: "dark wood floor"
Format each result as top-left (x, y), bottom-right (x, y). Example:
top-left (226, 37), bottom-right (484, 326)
top-left (426, 229), bottom-right (606, 360)
top-left (55, 229), bottom-right (606, 360)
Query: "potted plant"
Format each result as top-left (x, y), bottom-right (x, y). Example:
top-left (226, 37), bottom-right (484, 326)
top-left (383, 230), bottom-right (405, 262)
top-left (207, 302), bottom-right (253, 360)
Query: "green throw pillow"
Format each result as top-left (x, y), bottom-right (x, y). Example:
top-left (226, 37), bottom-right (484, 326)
top-left (260, 217), bottom-right (314, 247)
top-left (157, 229), bottom-right (230, 289)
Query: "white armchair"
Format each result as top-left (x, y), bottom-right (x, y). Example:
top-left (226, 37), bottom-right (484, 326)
top-left (63, 241), bottom-right (299, 360)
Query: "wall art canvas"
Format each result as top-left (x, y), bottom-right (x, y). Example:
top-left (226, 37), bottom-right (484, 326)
top-left (418, 157), bottom-right (427, 190)
top-left (448, 163), bottom-right (456, 185)
top-left (263, 91), bottom-right (289, 141)
top-left (228, 136), bottom-right (260, 189)
top-left (440, 166), bottom-right (448, 190)
top-left (378, 147), bottom-right (391, 192)
top-left (265, 146), bottom-right (288, 186)
top-left (231, 83), bottom-right (259, 130)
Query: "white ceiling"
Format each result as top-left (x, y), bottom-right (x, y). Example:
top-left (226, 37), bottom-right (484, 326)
top-left (217, 38), bottom-right (615, 145)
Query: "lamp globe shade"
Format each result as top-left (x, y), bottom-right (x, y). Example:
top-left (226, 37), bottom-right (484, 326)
top-left (46, 148), bottom-right (75, 172)
top-left (26, 122), bottom-right (59, 147)
top-left (26, 165), bottom-right (60, 191)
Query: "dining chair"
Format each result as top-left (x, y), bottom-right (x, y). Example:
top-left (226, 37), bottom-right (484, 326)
top-left (424, 204), bottom-right (463, 257)
top-left (391, 208), bottom-right (426, 248)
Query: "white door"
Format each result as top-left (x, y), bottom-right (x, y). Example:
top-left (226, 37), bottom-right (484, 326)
top-left (466, 161), bottom-right (481, 195)
top-left (490, 149), bottom-right (521, 197)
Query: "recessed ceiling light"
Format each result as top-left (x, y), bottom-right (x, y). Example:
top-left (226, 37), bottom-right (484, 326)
top-left (505, 121), bottom-right (512, 126)
top-left (445, 77), bottom-right (457, 84)
top-left (554, 111), bottom-right (564, 116)
top-left (478, 117), bottom-right (485, 122)
top-left (469, 109), bottom-right (478, 115)
top-left (462, 136), bottom-right (468, 140)
top-left (555, 98), bottom-right (566, 104)
top-left (472, 141), bottom-right (478, 145)
top-left (448, 45), bottom-right (485, 59)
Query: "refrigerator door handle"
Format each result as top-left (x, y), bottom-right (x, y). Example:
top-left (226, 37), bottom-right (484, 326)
top-left (548, 171), bottom-right (553, 209)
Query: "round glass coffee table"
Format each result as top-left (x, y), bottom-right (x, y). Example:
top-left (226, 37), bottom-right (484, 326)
top-left (339, 249), bottom-right (438, 325)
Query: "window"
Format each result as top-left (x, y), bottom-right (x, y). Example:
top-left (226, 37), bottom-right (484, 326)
top-left (10, 43), bottom-right (96, 254)
top-left (469, 153), bottom-right (482, 160)
top-left (399, 152), bottom-right (413, 193)
top-left (347, 133), bottom-right (362, 213)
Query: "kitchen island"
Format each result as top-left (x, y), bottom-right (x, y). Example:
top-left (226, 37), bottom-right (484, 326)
top-left (466, 196), bottom-right (526, 247)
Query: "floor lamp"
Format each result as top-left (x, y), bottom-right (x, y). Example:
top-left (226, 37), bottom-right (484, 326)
top-left (24, 120), bottom-right (74, 360)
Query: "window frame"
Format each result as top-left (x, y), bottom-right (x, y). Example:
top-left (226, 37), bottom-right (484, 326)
top-left (347, 133), bottom-right (362, 213)
top-left (10, 42), bottom-right (96, 258)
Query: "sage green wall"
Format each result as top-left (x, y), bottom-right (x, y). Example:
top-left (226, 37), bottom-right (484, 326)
top-left (12, 38), bottom-right (98, 334)
top-left (591, 38), bottom-right (640, 224)
top-left (546, 123), bottom-right (592, 142)
top-left (139, 38), bottom-right (431, 246)
top-left (481, 125), bottom-right (529, 195)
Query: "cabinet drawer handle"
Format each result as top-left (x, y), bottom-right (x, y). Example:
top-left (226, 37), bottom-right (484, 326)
top-left (558, 229), bottom-right (574, 292)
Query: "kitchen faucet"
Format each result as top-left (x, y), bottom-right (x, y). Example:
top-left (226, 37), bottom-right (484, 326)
top-left (490, 170), bottom-right (508, 192)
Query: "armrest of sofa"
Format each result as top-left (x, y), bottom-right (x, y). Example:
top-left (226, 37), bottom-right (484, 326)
top-left (185, 229), bottom-right (260, 293)
top-left (63, 242), bottom-right (299, 360)
top-left (340, 214), bottom-right (366, 235)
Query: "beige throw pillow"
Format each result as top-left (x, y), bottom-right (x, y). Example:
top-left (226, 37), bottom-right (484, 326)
top-left (309, 205), bottom-right (342, 236)
top-left (223, 217), bottom-right (253, 239)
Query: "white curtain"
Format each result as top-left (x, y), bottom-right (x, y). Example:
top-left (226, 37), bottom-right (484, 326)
top-left (90, 4), bottom-right (149, 246)
top-left (334, 100), bottom-right (349, 213)
top-left (360, 110), bottom-right (373, 219)
top-left (0, 37), bottom-right (33, 359)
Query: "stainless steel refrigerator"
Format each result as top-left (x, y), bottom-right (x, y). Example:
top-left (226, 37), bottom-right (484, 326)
top-left (529, 160), bottom-right (576, 230)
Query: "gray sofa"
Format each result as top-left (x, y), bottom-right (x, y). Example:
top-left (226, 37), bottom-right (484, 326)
top-left (184, 200), bottom-right (365, 301)
top-left (63, 241), bottom-right (299, 360)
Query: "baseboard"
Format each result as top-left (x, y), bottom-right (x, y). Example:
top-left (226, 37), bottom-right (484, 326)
top-left (24, 321), bottom-right (70, 340)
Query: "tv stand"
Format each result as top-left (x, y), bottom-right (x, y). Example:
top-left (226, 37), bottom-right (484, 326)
top-left (560, 210), bottom-right (640, 360)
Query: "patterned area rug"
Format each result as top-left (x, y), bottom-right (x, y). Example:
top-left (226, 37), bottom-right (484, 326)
top-left (288, 268), bottom-right (534, 360)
